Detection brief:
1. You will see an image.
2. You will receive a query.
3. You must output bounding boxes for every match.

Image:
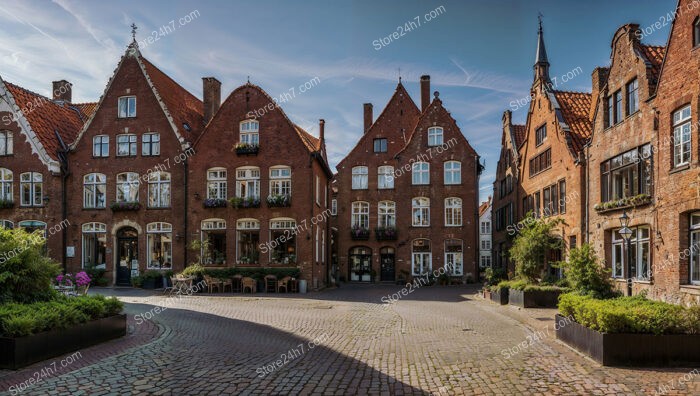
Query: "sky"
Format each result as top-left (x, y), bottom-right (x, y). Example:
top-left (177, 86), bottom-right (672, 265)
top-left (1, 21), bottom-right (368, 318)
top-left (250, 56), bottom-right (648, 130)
top-left (0, 0), bottom-right (675, 203)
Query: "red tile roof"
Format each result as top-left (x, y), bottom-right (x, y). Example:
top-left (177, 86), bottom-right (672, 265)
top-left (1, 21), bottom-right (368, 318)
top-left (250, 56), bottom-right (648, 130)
top-left (294, 124), bottom-right (321, 152)
top-left (140, 57), bottom-right (204, 140)
top-left (72, 102), bottom-right (98, 121)
top-left (479, 197), bottom-right (491, 216)
top-left (552, 91), bottom-right (592, 153)
top-left (639, 45), bottom-right (666, 93)
top-left (4, 81), bottom-right (87, 160)
top-left (513, 124), bottom-right (527, 148)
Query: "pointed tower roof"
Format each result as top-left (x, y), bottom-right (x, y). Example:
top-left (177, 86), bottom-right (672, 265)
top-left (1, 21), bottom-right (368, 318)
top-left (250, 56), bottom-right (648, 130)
top-left (534, 16), bottom-right (551, 84)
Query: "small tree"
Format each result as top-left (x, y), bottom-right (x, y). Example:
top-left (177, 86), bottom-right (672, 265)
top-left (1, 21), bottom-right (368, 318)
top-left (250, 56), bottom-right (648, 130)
top-left (559, 243), bottom-right (613, 298)
top-left (509, 214), bottom-right (564, 283)
top-left (0, 228), bottom-right (60, 303)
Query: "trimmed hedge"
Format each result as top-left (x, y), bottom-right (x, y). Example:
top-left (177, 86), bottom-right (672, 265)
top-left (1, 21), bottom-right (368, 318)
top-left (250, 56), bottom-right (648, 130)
top-left (0, 295), bottom-right (124, 337)
top-left (558, 293), bottom-right (700, 335)
top-left (496, 279), bottom-right (570, 293)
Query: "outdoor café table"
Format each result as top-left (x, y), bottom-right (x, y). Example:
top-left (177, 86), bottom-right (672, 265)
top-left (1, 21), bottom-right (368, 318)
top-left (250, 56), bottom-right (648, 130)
top-left (53, 285), bottom-right (76, 297)
top-left (173, 276), bottom-right (194, 294)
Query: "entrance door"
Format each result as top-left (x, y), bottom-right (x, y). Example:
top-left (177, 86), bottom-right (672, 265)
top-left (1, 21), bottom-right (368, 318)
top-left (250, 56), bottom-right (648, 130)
top-left (380, 247), bottom-right (395, 282)
top-left (349, 247), bottom-right (372, 282)
top-left (116, 227), bottom-right (138, 286)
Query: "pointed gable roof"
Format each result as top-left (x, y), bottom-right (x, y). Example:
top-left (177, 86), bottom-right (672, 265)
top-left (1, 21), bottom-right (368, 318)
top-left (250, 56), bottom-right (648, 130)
top-left (637, 44), bottom-right (666, 94)
top-left (551, 90), bottom-right (592, 154)
top-left (513, 124), bottom-right (527, 148)
top-left (3, 80), bottom-right (89, 163)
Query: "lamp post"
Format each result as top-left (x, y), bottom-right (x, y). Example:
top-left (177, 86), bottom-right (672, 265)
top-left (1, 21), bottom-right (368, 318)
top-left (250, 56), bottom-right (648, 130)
top-left (619, 210), bottom-right (633, 296)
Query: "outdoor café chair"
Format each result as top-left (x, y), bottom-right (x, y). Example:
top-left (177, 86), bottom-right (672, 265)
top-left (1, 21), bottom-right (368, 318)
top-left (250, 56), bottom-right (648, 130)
top-left (277, 276), bottom-right (291, 293)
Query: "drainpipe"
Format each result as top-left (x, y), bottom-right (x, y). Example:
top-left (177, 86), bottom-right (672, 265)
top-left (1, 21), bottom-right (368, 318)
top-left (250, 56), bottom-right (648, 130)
top-left (55, 130), bottom-right (69, 274)
top-left (308, 153), bottom-right (315, 288)
top-left (584, 143), bottom-right (590, 244)
top-left (183, 153), bottom-right (189, 268)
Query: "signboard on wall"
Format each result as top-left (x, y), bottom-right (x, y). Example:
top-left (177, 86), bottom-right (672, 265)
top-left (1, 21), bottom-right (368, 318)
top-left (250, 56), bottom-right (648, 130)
top-left (66, 246), bottom-right (75, 258)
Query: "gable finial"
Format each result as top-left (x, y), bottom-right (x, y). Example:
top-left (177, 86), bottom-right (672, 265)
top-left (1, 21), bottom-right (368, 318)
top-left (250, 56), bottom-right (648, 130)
top-left (131, 23), bottom-right (138, 42)
top-left (398, 67), bottom-right (402, 83)
top-left (538, 12), bottom-right (543, 31)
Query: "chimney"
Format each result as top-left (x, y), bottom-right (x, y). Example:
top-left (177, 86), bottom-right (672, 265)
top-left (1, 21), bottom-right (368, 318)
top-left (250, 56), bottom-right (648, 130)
top-left (52, 80), bottom-right (72, 103)
top-left (319, 119), bottom-right (325, 142)
top-left (502, 110), bottom-right (512, 128)
top-left (202, 77), bottom-right (221, 124)
top-left (420, 75), bottom-right (430, 112)
top-left (590, 67), bottom-right (609, 121)
top-left (363, 103), bottom-right (373, 133)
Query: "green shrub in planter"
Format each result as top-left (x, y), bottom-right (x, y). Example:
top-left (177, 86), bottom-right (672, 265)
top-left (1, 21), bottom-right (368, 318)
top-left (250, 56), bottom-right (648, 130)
top-left (558, 244), bottom-right (614, 298)
top-left (498, 279), bottom-right (569, 293)
top-left (130, 276), bottom-right (143, 288)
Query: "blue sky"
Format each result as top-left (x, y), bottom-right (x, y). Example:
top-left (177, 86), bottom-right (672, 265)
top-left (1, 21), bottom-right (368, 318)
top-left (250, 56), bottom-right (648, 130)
top-left (0, 1), bottom-right (675, 202)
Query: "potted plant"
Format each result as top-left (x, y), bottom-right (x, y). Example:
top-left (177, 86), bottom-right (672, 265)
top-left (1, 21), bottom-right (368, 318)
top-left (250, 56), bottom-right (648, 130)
top-left (235, 143), bottom-right (259, 155)
top-left (375, 226), bottom-right (397, 241)
top-left (397, 269), bottom-right (409, 285)
top-left (351, 225), bottom-right (370, 240)
top-left (230, 196), bottom-right (261, 209)
top-left (203, 198), bottom-right (227, 208)
top-left (130, 276), bottom-right (143, 288)
top-left (110, 201), bottom-right (141, 212)
top-left (267, 194), bottom-right (291, 207)
top-left (0, 199), bottom-right (14, 209)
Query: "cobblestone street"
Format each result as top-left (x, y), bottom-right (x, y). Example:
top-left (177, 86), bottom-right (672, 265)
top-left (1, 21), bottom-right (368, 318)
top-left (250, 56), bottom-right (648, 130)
top-left (1, 285), bottom-right (699, 395)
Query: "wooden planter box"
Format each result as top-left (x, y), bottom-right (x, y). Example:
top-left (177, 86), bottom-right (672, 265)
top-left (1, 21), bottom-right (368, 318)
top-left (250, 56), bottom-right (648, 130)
top-left (554, 314), bottom-right (700, 366)
top-left (508, 289), bottom-right (561, 308)
top-left (489, 288), bottom-right (509, 305)
top-left (0, 314), bottom-right (126, 369)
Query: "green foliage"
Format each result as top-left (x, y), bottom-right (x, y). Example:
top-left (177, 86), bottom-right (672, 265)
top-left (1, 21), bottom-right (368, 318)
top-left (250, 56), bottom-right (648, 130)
top-left (142, 270), bottom-right (163, 280)
top-left (130, 276), bottom-right (143, 288)
top-left (83, 267), bottom-right (108, 287)
top-left (558, 293), bottom-right (699, 335)
top-left (509, 214), bottom-right (564, 283)
top-left (0, 227), bottom-right (61, 303)
top-left (483, 267), bottom-right (507, 287)
top-left (497, 279), bottom-right (568, 292)
top-left (184, 266), bottom-right (302, 280)
top-left (180, 263), bottom-right (206, 277)
top-left (0, 295), bottom-right (123, 337)
top-left (558, 244), bottom-right (614, 298)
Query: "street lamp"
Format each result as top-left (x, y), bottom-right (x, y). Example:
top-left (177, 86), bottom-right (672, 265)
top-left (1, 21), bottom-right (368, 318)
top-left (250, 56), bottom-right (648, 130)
top-left (618, 210), bottom-right (633, 296)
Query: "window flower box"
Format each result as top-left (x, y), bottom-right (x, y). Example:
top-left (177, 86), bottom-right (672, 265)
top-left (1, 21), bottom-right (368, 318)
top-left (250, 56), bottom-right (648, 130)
top-left (230, 196), bottom-right (260, 209)
top-left (267, 194), bottom-right (291, 208)
top-left (375, 227), bottom-right (397, 241)
top-left (594, 194), bottom-right (652, 213)
top-left (203, 198), bottom-right (227, 208)
top-left (0, 199), bottom-right (14, 209)
top-left (110, 201), bottom-right (141, 212)
top-left (235, 143), bottom-right (259, 156)
top-left (351, 226), bottom-right (370, 240)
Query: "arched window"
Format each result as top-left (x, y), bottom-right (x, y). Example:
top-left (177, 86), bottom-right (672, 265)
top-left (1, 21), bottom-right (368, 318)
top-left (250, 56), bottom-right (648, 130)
top-left (20, 172), bottom-right (42, 207)
top-left (378, 166), bottom-right (394, 189)
top-left (378, 201), bottom-right (396, 228)
top-left (0, 220), bottom-right (13, 229)
top-left (412, 162), bottom-right (429, 185)
top-left (116, 172), bottom-right (139, 202)
top-left (82, 223), bottom-right (106, 269)
top-left (83, 173), bottom-right (106, 208)
top-left (445, 197), bottom-right (462, 227)
top-left (0, 168), bottom-right (12, 202)
top-left (19, 220), bottom-right (46, 238)
top-left (0, 130), bottom-right (13, 156)
top-left (412, 197), bottom-right (430, 226)
top-left (351, 201), bottom-right (369, 228)
top-left (148, 172), bottom-right (171, 208)
top-left (349, 246), bottom-right (372, 282)
top-left (240, 120), bottom-right (259, 146)
top-left (237, 218), bottom-right (260, 264)
top-left (352, 166), bottom-right (368, 189)
top-left (445, 239), bottom-right (463, 275)
top-left (146, 222), bottom-right (172, 269)
top-left (207, 168), bottom-right (227, 199)
top-left (428, 127), bottom-right (443, 146)
top-left (412, 239), bottom-right (431, 276)
top-left (444, 161), bottom-right (461, 185)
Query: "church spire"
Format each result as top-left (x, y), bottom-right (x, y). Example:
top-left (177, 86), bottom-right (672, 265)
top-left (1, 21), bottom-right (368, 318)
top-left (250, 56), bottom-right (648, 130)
top-left (534, 15), bottom-right (551, 84)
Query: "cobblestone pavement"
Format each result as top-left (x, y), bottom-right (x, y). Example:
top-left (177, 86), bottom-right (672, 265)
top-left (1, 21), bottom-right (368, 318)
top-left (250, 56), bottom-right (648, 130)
top-left (1, 285), bottom-right (699, 395)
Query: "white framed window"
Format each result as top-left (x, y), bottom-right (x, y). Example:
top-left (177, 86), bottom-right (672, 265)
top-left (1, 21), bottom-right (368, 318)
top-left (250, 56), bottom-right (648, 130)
top-left (236, 167), bottom-right (260, 199)
top-left (673, 105), bottom-right (691, 167)
top-left (93, 135), bottom-right (109, 157)
top-left (0, 220), bottom-right (13, 229)
top-left (352, 166), bottom-right (368, 189)
top-left (428, 127), bottom-right (443, 146)
top-left (148, 172), bottom-right (171, 208)
top-left (331, 199), bottom-right (337, 215)
top-left (240, 120), bottom-right (259, 145)
top-left (445, 239), bottom-right (463, 275)
top-left (269, 218), bottom-right (296, 264)
top-left (315, 175), bottom-right (320, 205)
top-left (202, 218), bottom-right (227, 265)
top-left (0, 168), bottom-right (12, 202)
top-left (378, 201), bottom-right (396, 228)
top-left (412, 239), bottom-right (432, 276)
top-left (19, 220), bottom-right (46, 238)
top-left (116, 172), bottom-right (139, 202)
top-left (207, 168), bottom-right (227, 199)
top-left (118, 96), bottom-right (136, 118)
top-left (378, 166), bottom-right (394, 189)
top-left (237, 219), bottom-right (260, 264)
top-left (690, 213), bottom-right (700, 285)
top-left (147, 222), bottom-right (172, 269)
top-left (0, 131), bottom-right (13, 156)
top-left (270, 166), bottom-right (291, 197)
top-left (117, 134), bottom-right (137, 156)
top-left (142, 133), bottom-right (160, 156)
top-left (445, 197), bottom-right (462, 226)
top-left (412, 197), bottom-right (430, 227)
top-left (412, 162), bottom-right (429, 185)
top-left (83, 173), bottom-right (106, 208)
top-left (444, 161), bottom-right (461, 184)
top-left (20, 172), bottom-right (42, 206)
top-left (351, 201), bottom-right (369, 228)
top-left (611, 226), bottom-right (651, 280)
top-left (82, 222), bottom-right (106, 269)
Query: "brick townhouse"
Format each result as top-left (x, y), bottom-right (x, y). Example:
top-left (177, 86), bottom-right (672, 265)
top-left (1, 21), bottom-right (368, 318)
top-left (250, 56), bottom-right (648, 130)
top-left (478, 197), bottom-right (492, 269)
top-left (334, 76), bottom-right (481, 283)
top-left (0, 77), bottom-right (94, 266)
top-left (651, 0), bottom-right (700, 305)
top-left (586, 24), bottom-right (664, 296)
top-left (516, 21), bottom-right (591, 276)
top-left (492, 110), bottom-right (526, 272)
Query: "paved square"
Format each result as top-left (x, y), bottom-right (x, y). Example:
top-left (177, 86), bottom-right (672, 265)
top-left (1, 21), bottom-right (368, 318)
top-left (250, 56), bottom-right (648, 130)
top-left (1, 285), bottom-right (699, 395)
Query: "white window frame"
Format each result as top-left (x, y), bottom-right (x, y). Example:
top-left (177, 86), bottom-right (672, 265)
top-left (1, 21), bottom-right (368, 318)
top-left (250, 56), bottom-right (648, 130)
top-left (118, 96), bottom-right (136, 118)
top-left (690, 213), bottom-right (700, 285)
top-left (236, 167), bottom-right (260, 199)
top-left (93, 135), bottom-right (109, 157)
top-left (673, 105), bottom-right (692, 167)
top-left (116, 172), bottom-right (140, 202)
top-left (0, 220), bottom-right (13, 229)
top-left (444, 161), bottom-right (461, 185)
top-left (378, 166), bottom-right (394, 189)
top-left (315, 175), bottom-right (320, 205)
top-left (269, 166), bottom-right (291, 197)
top-left (445, 239), bottom-right (464, 275)
top-left (351, 201), bottom-right (369, 228)
top-left (412, 162), bottom-right (429, 185)
top-left (0, 168), bottom-right (12, 202)
top-left (83, 173), bottom-right (107, 209)
top-left (611, 226), bottom-right (651, 280)
top-left (81, 222), bottom-right (106, 269)
top-left (0, 130), bottom-right (13, 156)
top-left (240, 120), bottom-right (259, 146)
top-left (331, 199), bottom-right (337, 215)
top-left (142, 133), bottom-right (160, 156)
top-left (20, 172), bottom-right (42, 207)
top-left (428, 127), bottom-right (443, 146)
top-left (378, 201), bottom-right (396, 228)
top-left (352, 166), bottom-right (368, 190)
top-left (412, 197), bottom-right (430, 227)
top-left (117, 134), bottom-right (137, 156)
top-left (146, 222), bottom-right (173, 270)
top-left (148, 172), bottom-right (171, 208)
top-left (207, 168), bottom-right (227, 200)
top-left (445, 197), bottom-right (462, 227)
top-left (412, 239), bottom-right (432, 276)
top-left (19, 220), bottom-right (46, 238)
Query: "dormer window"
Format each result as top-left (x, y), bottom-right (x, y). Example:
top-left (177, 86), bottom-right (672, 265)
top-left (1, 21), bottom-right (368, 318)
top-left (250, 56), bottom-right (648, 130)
top-left (694, 18), bottom-right (700, 47)
top-left (118, 96), bottom-right (136, 118)
top-left (240, 120), bottom-right (259, 146)
top-left (428, 127), bottom-right (443, 146)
